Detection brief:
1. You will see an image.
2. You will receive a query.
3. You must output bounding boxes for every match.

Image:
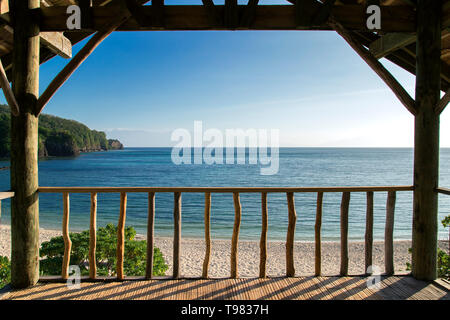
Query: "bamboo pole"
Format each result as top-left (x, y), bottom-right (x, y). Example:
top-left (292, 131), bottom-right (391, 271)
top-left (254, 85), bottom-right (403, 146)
top-left (146, 192), bottom-right (155, 279)
top-left (315, 192), bottom-right (323, 276)
top-left (117, 192), bottom-right (127, 280)
top-left (62, 192), bottom-right (71, 280)
top-left (259, 192), bottom-right (268, 278)
top-left (231, 192), bottom-right (241, 279)
top-left (202, 192), bottom-right (211, 278)
top-left (286, 192), bottom-right (297, 277)
top-left (385, 191), bottom-right (396, 275)
top-left (340, 192), bottom-right (350, 276)
top-left (173, 192), bottom-right (181, 279)
top-left (365, 191), bottom-right (374, 274)
top-left (89, 192), bottom-right (97, 279)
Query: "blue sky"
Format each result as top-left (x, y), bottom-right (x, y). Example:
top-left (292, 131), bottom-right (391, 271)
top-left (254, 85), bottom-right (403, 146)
top-left (2, 6), bottom-right (450, 147)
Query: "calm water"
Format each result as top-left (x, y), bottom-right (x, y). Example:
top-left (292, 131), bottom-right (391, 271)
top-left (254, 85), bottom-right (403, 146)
top-left (0, 148), bottom-right (449, 241)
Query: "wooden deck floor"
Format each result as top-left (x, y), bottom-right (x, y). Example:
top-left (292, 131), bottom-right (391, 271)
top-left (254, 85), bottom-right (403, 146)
top-left (1, 276), bottom-right (449, 300)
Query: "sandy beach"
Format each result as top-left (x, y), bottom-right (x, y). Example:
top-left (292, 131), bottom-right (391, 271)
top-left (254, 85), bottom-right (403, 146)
top-left (0, 224), bottom-right (448, 277)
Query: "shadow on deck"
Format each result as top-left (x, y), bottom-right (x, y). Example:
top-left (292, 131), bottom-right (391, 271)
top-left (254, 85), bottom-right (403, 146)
top-left (1, 276), bottom-right (449, 300)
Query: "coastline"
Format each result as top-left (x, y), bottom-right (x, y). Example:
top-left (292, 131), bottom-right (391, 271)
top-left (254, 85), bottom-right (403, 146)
top-left (1, 224), bottom-right (448, 277)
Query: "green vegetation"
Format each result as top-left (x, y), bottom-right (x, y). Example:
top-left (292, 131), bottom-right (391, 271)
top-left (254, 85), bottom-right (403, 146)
top-left (39, 224), bottom-right (168, 277)
top-left (0, 104), bottom-right (122, 158)
top-left (0, 256), bottom-right (10, 289)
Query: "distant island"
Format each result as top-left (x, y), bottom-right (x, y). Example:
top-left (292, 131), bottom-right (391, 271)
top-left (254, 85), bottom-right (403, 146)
top-left (0, 105), bottom-right (123, 158)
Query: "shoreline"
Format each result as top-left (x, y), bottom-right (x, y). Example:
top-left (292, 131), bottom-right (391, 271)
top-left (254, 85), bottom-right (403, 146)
top-left (1, 224), bottom-right (448, 277)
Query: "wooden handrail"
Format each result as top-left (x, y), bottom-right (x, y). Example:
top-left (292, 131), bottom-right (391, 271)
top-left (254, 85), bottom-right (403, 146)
top-left (38, 186), bottom-right (414, 193)
top-left (47, 185), bottom-right (412, 280)
top-left (437, 187), bottom-right (450, 196)
top-left (0, 191), bottom-right (14, 200)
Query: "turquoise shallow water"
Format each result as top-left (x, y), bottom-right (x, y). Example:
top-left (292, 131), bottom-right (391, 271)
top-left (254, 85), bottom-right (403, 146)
top-left (0, 147), bottom-right (449, 241)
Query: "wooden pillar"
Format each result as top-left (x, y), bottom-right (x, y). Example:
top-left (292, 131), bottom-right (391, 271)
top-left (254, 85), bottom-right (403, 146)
top-left (9, 0), bottom-right (40, 288)
top-left (412, 0), bottom-right (441, 281)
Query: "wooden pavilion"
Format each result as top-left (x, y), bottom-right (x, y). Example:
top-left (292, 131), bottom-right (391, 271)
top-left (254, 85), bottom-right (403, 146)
top-left (0, 0), bottom-right (449, 298)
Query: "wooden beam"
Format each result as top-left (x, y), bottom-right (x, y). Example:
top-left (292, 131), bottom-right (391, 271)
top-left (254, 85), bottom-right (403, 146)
top-left (286, 192), bottom-right (297, 277)
top-left (231, 192), bottom-right (241, 278)
top-left (9, 0), bottom-right (40, 289)
top-left (259, 192), bottom-right (268, 278)
top-left (0, 58), bottom-right (19, 116)
top-left (369, 33), bottom-right (417, 59)
top-left (412, 0), bottom-right (441, 281)
top-left (151, 0), bottom-right (164, 28)
top-left (436, 88), bottom-right (450, 114)
top-left (312, 0), bottom-right (336, 25)
top-left (202, 192), bottom-right (211, 279)
top-left (62, 192), bottom-right (71, 280)
top-left (145, 192), bottom-right (155, 279)
top-left (40, 32), bottom-right (72, 59)
top-left (331, 18), bottom-right (417, 115)
top-left (340, 192), bottom-right (350, 276)
top-left (224, 0), bottom-right (238, 29)
top-left (173, 192), bottom-right (181, 279)
top-left (295, 0), bottom-right (312, 28)
top-left (37, 12), bottom-right (131, 114)
top-left (0, 191), bottom-right (14, 200)
top-left (201, 0), bottom-right (222, 27)
top-left (117, 192), bottom-right (127, 280)
top-left (38, 5), bottom-right (417, 32)
top-left (240, 0), bottom-right (259, 28)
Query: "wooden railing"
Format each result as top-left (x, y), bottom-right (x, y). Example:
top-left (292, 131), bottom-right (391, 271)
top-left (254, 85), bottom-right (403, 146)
top-left (0, 191), bottom-right (14, 226)
top-left (38, 186), bottom-right (415, 280)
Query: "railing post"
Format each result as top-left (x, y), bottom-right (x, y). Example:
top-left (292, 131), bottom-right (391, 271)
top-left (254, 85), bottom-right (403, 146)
top-left (89, 192), bottom-right (97, 279)
top-left (62, 192), bottom-right (71, 280)
top-left (286, 192), bottom-right (297, 277)
top-left (231, 192), bottom-right (241, 279)
top-left (340, 192), bottom-right (350, 276)
top-left (117, 192), bottom-right (127, 280)
top-left (202, 192), bottom-right (211, 279)
top-left (173, 192), bottom-right (182, 279)
top-left (385, 191), bottom-right (396, 275)
top-left (365, 191), bottom-right (374, 274)
top-left (146, 192), bottom-right (155, 279)
top-left (315, 192), bottom-right (323, 276)
top-left (259, 192), bottom-right (268, 278)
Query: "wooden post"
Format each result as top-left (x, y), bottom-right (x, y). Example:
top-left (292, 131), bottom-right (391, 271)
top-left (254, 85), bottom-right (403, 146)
top-left (173, 192), bottom-right (181, 279)
top-left (231, 192), bottom-right (241, 278)
top-left (117, 192), bottom-right (127, 280)
top-left (315, 192), bottom-right (323, 276)
top-left (202, 192), bottom-right (211, 278)
top-left (365, 191), bottom-right (374, 274)
top-left (146, 192), bottom-right (155, 279)
top-left (412, 0), bottom-right (441, 281)
top-left (89, 192), bottom-right (97, 279)
top-left (10, 0), bottom-right (41, 288)
top-left (286, 192), bottom-right (297, 277)
top-left (340, 192), bottom-right (350, 276)
top-left (62, 193), bottom-right (71, 280)
top-left (385, 191), bottom-right (396, 275)
top-left (260, 192), bottom-right (268, 278)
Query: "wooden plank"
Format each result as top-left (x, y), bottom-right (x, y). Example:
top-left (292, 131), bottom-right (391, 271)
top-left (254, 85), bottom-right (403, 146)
top-left (224, 0), bottom-right (238, 29)
top-left (38, 5), bottom-right (417, 32)
top-left (36, 11), bottom-right (131, 115)
top-left (385, 191), bottom-right (396, 275)
top-left (202, 192), bottom-right (211, 278)
top-left (312, 0), bottom-right (336, 25)
top-left (369, 33), bottom-right (417, 59)
top-left (151, 0), bottom-right (164, 28)
top-left (331, 18), bottom-right (417, 116)
top-left (315, 192), bottom-right (323, 276)
top-left (173, 192), bottom-right (181, 279)
top-left (295, 0), bottom-right (312, 27)
top-left (259, 192), bottom-right (268, 278)
top-left (38, 185), bottom-right (415, 194)
top-left (89, 192), bottom-right (97, 279)
top-left (145, 192), bottom-right (155, 279)
top-left (286, 192), bottom-right (297, 277)
top-left (0, 58), bottom-right (19, 116)
top-left (39, 32), bottom-right (72, 59)
top-left (9, 0), bottom-right (40, 288)
top-left (117, 192), bottom-right (127, 280)
top-left (62, 192), bottom-right (71, 280)
top-left (365, 191), bottom-right (374, 274)
top-left (412, 0), bottom-right (441, 281)
top-left (340, 192), bottom-right (350, 276)
top-left (231, 192), bottom-right (241, 278)
top-left (0, 191), bottom-right (14, 200)
top-left (437, 187), bottom-right (450, 195)
top-left (240, 0), bottom-right (259, 28)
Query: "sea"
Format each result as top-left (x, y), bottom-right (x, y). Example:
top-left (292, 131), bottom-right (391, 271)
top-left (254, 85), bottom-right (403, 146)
top-left (0, 148), bottom-right (449, 242)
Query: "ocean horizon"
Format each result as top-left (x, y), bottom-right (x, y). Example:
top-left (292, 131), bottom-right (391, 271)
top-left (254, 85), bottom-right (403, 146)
top-left (0, 147), bottom-right (449, 241)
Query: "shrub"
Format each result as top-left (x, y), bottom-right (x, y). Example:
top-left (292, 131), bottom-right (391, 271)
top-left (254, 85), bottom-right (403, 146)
top-left (0, 256), bottom-right (11, 289)
top-left (40, 224), bottom-right (168, 277)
